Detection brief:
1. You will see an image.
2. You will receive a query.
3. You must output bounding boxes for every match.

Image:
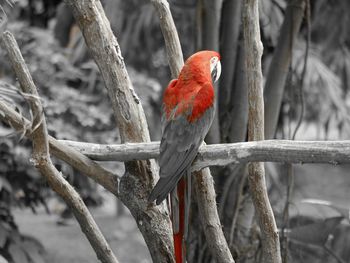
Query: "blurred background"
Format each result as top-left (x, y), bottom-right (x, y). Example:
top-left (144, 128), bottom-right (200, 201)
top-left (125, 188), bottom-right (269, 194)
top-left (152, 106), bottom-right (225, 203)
top-left (0, 0), bottom-right (349, 262)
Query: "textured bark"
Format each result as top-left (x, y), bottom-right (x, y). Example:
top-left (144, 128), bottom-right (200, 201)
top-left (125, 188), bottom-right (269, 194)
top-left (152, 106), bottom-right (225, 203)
top-left (1, 31), bottom-right (119, 263)
top-left (65, 0), bottom-right (174, 261)
top-left (194, 169), bottom-right (235, 263)
top-left (59, 139), bottom-right (350, 166)
top-left (264, 0), bottom-right (306, 139)
top-left (243, 0), bottom-right (282, 262)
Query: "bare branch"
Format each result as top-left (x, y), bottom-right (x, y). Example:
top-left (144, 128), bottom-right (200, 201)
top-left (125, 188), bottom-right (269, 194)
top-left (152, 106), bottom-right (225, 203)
top-left (150, 0), bottom-right (184, 78)
top-left (59, 139), bottom-right (350, 167)
top-left (243, 0), bottom-right (282, 262)
top-left (1, 31), bottom-right (119, 263)
top-left (150, 1), bottom-right (235, 262)
top-left (66, 0), bottom-right (174, 261)
top-left (193, 169), bottom-right (235, 263)
top-left (0, 100), bottom-right (119, 196)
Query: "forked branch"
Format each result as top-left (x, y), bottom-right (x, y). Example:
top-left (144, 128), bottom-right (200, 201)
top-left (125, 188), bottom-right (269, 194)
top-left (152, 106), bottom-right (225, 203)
top-left (0, 31), bottom-right (119, 263)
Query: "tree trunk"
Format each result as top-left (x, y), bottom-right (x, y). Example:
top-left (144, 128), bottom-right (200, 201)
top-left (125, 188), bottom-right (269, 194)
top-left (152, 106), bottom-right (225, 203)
top-left (264, 0), bottom-right (306, 139)
top-left (227, 39), bottom-right (248, 143)
top-left (219, 0), bottom-right (243, 128)
top-left (66, 0), bottom-right (174, 261)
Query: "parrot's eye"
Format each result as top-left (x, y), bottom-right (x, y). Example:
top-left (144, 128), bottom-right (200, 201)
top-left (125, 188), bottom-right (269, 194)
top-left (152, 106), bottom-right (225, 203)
top-left (210, 56), bottom-right (221, 83)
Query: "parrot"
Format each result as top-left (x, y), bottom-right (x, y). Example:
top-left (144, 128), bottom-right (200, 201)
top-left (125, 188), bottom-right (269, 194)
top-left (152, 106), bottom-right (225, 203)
top-left (149, 50), bottom-right (221, 263)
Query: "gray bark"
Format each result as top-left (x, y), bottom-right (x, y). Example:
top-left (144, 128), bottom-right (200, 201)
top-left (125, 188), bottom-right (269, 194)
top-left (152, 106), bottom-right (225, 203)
top-left (1, 31), bottom-right (119, 263)
top-left (57, 139), bottom-right (350, 168)
top-left (65, 0), bottom-right (174, 261)
top-left (243, 0), bottom-right (282, 262)
top-left (194, 169), bottom-right (235, 263)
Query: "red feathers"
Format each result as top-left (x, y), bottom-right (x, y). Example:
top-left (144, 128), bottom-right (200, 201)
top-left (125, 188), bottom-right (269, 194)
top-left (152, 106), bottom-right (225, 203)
top-left (149, 50), bottom-right (221, 263)
top-left (163, 50), bottom-right (220, 122)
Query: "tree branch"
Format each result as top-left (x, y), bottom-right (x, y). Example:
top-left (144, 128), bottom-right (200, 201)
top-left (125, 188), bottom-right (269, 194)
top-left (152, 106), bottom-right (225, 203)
top-left (59, 139), bottom-right (350, 167)
top-left (150, 1), bottom-right (235, 262)
top-left (0, 99), bottom-right (119, 196)
top-left (243, 0), bottom-right (282, 262)
top-left (150, 0), bottom-right (184, 78)
top-left (65, 0), bottom-right (174, 261)
top-left (0, 31), bottom-right (119, 263)
top-left (194, 169), bottom-right (235, 262)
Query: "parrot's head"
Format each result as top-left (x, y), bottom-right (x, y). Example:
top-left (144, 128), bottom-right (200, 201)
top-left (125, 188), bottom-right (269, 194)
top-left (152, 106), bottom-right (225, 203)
top-left (182, 50), bottom-right (221, 84)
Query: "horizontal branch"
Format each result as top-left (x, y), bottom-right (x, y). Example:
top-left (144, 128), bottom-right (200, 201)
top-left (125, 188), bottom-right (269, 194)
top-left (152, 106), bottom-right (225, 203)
top-left (61, 140), bottom-right (350, 170)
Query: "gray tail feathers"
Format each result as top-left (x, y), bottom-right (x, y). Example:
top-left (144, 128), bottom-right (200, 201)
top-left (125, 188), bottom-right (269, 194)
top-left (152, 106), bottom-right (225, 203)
top-left (148, 176), bottom-right (179, 205)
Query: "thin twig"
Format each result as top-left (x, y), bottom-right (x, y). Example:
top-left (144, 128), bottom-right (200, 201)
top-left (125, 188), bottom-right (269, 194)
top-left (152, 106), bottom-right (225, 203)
top-left (281, 164), bottom-right (294, 263)
top-left (229, 166), bottom-right (248, 247)
top-left (1, 31), bottom-right (119, 263)
top-left (243, 0), bottom-right (282, 262)
top-left (323, 245), bottom-right (346, 263)
top-left (264, 0), bottom-right (306, 139)
top-left (292, 0), bottom-right (310, 140)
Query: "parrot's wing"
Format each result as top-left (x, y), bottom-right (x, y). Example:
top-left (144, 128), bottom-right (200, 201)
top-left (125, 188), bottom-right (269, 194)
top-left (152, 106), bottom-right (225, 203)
top-left (149, 96), bottom-right (215, 205)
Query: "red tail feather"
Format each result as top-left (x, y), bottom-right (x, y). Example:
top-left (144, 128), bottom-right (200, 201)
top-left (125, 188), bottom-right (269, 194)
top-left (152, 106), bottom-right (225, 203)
top-left (173, 178), bottom-right (186, 263)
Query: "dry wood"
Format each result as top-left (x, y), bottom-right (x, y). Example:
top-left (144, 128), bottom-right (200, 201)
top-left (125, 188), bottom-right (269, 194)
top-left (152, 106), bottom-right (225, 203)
top-left (0, 100), bottom-right (119, 195)
top-left (66, 0), bottom-right (174, 261)
top-left (193, 169), bottom-right (235, 263)
top-left (243, 0), bottom-right (282, 262)
top-left (59, 139), bottom-right (350, 167)
top-left (1, 31), bottom-right (119, 263)
top-left (151, 1), bottom-right (235, 262)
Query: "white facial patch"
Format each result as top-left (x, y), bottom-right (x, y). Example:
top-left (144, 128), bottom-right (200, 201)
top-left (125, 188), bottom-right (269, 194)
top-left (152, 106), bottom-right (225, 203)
top-left (210, 56), bottom-right (222, 83)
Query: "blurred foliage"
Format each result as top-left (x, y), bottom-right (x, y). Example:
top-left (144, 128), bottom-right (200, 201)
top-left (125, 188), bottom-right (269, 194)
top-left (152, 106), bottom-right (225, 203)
top-left (0, 0), bottom-right (350, 262)
top-left (285, 199), bottom-right (350, 263)
top-left (0, 3), bottom-right (161, 261)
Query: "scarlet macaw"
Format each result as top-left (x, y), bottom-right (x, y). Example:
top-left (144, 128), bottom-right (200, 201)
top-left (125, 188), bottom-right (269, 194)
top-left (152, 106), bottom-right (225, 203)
top-left (149, 50), bottom-right (221, 263)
